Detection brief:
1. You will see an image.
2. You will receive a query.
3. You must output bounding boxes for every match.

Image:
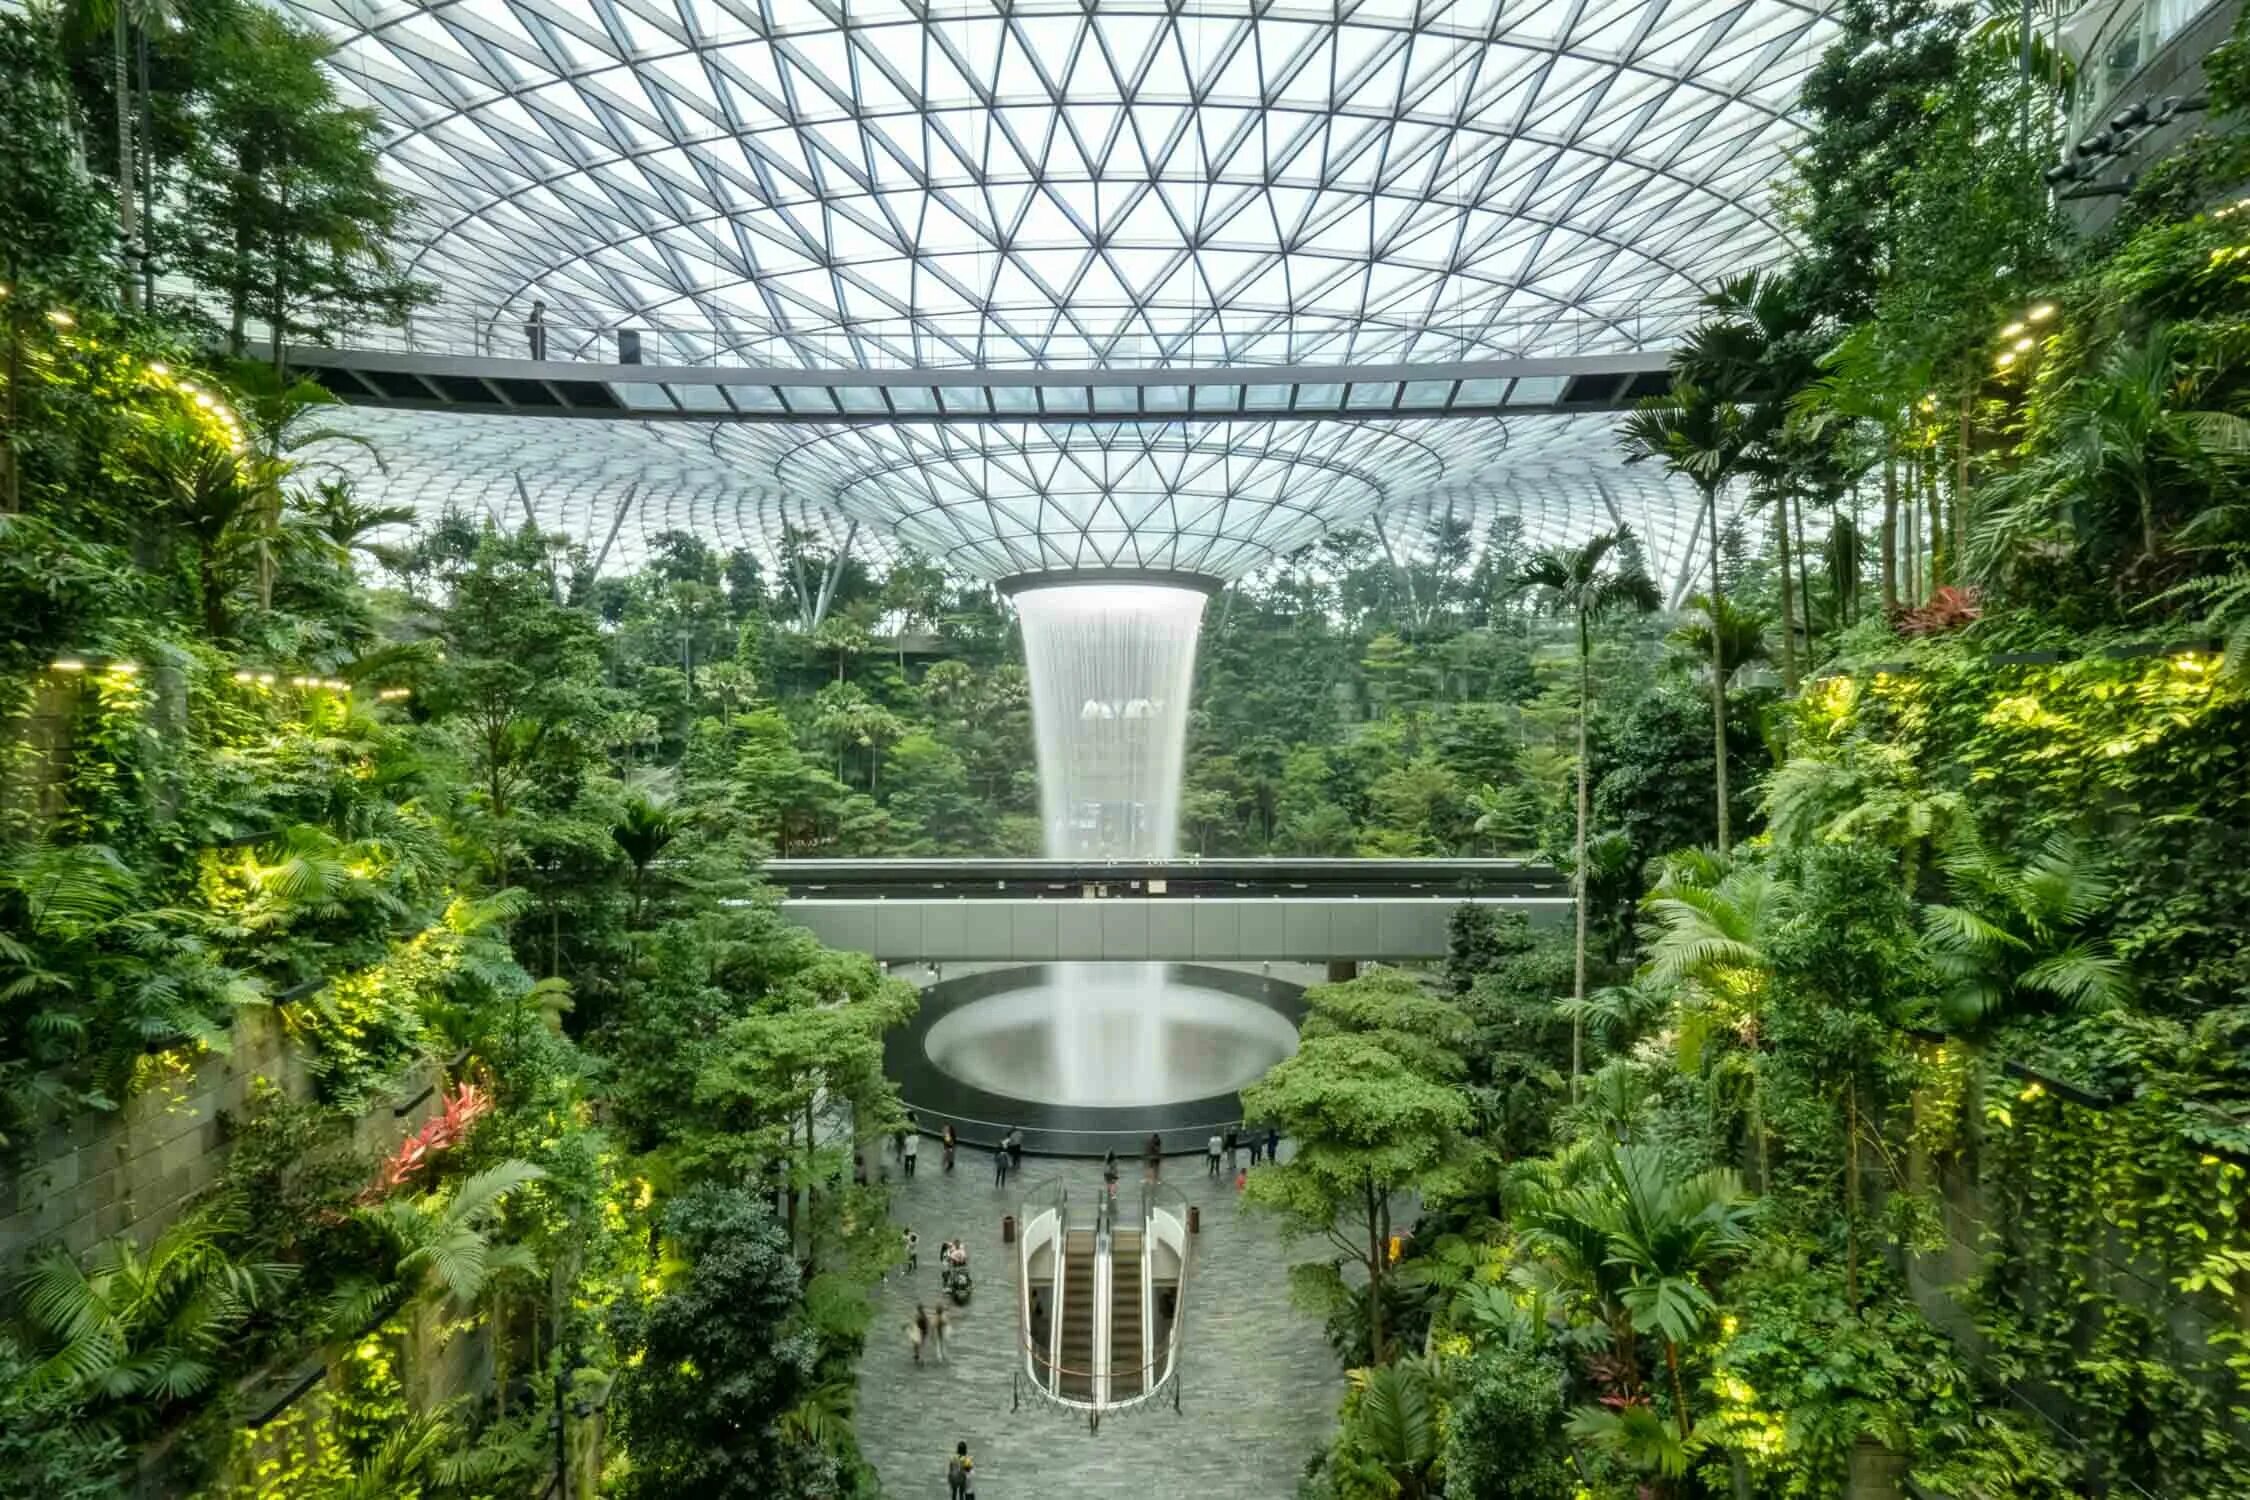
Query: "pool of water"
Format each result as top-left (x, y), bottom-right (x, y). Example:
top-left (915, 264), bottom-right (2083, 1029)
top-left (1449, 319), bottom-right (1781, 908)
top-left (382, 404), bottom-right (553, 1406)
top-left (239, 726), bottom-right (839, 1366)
top-left (921, 962), bottom-right (1299, 1108)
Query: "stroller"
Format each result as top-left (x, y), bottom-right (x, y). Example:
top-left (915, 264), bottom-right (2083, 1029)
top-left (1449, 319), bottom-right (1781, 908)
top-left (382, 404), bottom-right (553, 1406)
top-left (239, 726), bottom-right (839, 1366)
top-left (940, 1244), bottom-right (973, 1305)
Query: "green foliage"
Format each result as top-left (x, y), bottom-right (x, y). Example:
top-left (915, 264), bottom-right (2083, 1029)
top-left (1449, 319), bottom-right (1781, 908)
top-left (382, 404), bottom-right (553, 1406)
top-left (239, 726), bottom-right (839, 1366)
top-left (1440, 1342), bottom-right (1571, 1499)
top-left (607, 1184), bottom-right (831, 1500)
top-left (12, 1204), bottom-right (292, 1419)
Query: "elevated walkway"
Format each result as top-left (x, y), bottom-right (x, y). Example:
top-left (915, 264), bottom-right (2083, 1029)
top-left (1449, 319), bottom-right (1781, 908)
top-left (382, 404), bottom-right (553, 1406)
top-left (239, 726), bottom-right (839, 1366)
top-left (768, 857), bottom-right (1567, 962)
top-left (1016, 1179), bottom-right (1190, 1428)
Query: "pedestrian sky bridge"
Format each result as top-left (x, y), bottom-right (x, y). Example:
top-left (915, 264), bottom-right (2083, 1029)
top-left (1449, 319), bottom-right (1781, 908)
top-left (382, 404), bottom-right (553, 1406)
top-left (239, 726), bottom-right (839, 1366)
top-left (765, 856), bottom-right (1567, 962)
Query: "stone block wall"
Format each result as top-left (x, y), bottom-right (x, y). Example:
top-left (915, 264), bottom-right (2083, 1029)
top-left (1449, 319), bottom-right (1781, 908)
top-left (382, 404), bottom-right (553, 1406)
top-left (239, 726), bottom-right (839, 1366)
top-left (0, 1011), bottom-right (443, 1268)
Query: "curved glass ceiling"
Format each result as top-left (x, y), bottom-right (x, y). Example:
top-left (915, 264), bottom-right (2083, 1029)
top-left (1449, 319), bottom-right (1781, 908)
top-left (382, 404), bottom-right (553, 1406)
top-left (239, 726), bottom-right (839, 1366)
top-left (278, 0), bottom-right (1837, 579)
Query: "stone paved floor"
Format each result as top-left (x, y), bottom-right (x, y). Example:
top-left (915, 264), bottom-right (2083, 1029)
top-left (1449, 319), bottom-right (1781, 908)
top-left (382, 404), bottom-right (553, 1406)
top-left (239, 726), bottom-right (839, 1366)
top-left (856, 1150), bottom-right (1341, 1500)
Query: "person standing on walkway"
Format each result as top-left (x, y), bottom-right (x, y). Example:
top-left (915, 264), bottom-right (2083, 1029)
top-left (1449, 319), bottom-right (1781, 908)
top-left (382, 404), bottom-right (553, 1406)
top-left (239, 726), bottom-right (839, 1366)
top-left (993, 1140), bottom-right (1009, 1188)
top-left (931, 1302), bottom-right (950, 1363)
top-left (1103, 1147), bottom-right (1119, 1196)
top-left (1006, 1126), bottom-right (1024, 1178)
top-left (1223, 1124), bottom-right (1239, 1174)
top-left (942, 1123), bottom-right (957, 1173)
top-left (1265, 1124), bottom-right (1280, 1164)
top-left (903, 1227), bottom-right (918, 1273)
top-left (1145, 1131), bottom-right (1163, 1182)
top-left (902, 1128), bottom-right (919, 1178)
top-left (1206, 1131), bottom-right (1223, 1177)
top-left (947, 1441), bottom-right (973, 1499)
top-left (524, 298), bottom-right (547, 359)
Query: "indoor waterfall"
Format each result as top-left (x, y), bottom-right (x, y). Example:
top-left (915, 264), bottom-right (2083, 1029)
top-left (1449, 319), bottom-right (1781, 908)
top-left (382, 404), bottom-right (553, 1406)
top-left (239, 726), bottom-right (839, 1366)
top-left (1013, 580), bottom-right (1212, 1102)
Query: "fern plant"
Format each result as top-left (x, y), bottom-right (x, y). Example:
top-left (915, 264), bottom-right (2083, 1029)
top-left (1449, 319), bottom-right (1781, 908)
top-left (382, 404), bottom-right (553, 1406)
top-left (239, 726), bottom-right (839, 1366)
top-left (12, 1205), bottom-right (292, 1420)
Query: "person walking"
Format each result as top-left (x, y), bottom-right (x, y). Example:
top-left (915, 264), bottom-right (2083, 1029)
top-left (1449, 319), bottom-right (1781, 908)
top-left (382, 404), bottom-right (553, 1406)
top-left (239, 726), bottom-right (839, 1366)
top-left (1102, 1147), bottom-right (1119, 1196)
top-left (1206, 1131), bottom-right (1222, 1177)
top-left (993, 1140), bottom-right (1009, 1189)
top-left (1006, 1126), bottom-right (1024, 1178)
top-left (1145, 1130), bottom-right (1163, 1183)
top-left (942, 1123), bottom-right (957, 1173)
top-left (1223, 1124), bottom-right (1239, 1174)
top-left (947, 1441), bottom-right (974, 1499)
top-left (902, 1127), bottom-right (919, 1178)
top-left (1265, 1124), bottom-right (1280, 1165)
top-left (912, 1304), bottom-right (929, 1366)
top-left (523, 298), bottom-right (547, 360)
top-left (903, 1227), bottom-right (919, 1273)
top-left (932, 1302), bottom-right (950, 1363)
top-left (1247, 1125), bottom-right (1263, 1167)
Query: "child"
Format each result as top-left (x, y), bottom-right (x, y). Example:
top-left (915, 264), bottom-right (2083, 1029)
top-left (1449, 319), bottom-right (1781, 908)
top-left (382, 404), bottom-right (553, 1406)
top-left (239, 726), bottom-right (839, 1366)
top-left (903, 1227), bottom-right (919, 1273)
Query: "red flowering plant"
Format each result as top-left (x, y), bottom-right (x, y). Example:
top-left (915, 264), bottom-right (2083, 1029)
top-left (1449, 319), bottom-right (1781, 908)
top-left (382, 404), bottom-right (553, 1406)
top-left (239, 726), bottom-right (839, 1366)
top-left (356, 1080), bottom-right (492, 1204)
top-left (1895, 584), bottom-right (1982, 637)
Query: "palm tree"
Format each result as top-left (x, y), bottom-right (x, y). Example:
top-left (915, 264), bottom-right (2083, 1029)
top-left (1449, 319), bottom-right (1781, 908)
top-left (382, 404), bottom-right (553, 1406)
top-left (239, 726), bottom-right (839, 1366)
top-left (1337, 1358), bottom-right (1442, 1499)
top-left (69, 0), bottom-right (180, 306)
top-left (327, 1160), bottom-right (547, 1336)
top-left (305, 481), bottom-right (416, 556)
top-left (1666, 592), bottom-right (1771, 691)
top-left (132, 415), bottom-right (278, 638)
top-left (1679, 271), bottom-right (1820, 688)
top-left (1922, 827), bottom-right (2131, 1030)
top-left (1621, 384), bottom-right (1747, 850)
top-left (1521, 1144), bottom-right (1755, 1446)
top-left (14, 1205), bottom-right (292, 1414)
top-left (228, 362), bottom-right (388, 608)
top-left (613, 781), bottom-right (682, 926)
top-left (1516, 528), bottom-right (1659, 1099)
top-left (1641, 852), bottom-right (1788, 1187)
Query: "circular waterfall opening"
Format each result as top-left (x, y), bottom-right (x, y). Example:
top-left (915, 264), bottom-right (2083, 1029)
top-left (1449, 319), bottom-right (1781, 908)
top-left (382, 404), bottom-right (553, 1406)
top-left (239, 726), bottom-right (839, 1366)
top-left (887, 963), bottom-right (1304, 1146)
top-left (923, 963), bottom-right (1298, 1107)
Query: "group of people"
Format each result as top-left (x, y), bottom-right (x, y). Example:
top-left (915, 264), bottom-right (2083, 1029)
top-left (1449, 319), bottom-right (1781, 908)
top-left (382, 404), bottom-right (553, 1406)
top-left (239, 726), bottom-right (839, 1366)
top-left (909, 1299), bottom-right (952, 1364)
top-left (1206, 1123), bottom-right (1279, 1179)
top-left (889, 1112), bottom-right (967, 1178)
top-left (903, 1237), bottom-right (970, 1362)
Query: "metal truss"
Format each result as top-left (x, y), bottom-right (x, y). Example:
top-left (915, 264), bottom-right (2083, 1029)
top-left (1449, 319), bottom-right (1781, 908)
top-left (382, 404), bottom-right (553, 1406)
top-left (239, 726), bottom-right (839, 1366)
top-left (278, 0), bottom-right (1840, 579)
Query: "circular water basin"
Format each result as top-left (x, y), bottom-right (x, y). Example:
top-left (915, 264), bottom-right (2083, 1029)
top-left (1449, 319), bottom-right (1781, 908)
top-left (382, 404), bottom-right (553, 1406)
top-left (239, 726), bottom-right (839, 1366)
top-left (922, 962), bottom-right (1299, 1108)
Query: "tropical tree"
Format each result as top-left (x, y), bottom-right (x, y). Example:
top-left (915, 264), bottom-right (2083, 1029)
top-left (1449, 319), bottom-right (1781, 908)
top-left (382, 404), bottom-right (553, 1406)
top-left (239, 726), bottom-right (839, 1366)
top-left (1620, 381), bottom-right (1748, 848)
top-left (12, 1205), bottom-right (291, 1416)
top-left (1516, 528), bottom-right (1660, 1097)
top-left (327, 1159), bottom-right (546, 1333)
top-left (612, 781), bottom-right (681, 927)
top-left (607, 1184), bottom-right (824, 1500)
top-left (132, 414), bottom-right (279, 638)
top-left (1519, 1144), bottom-right (1756, 1445)
top-left (1242, 975), bottom-right (1473, 1364)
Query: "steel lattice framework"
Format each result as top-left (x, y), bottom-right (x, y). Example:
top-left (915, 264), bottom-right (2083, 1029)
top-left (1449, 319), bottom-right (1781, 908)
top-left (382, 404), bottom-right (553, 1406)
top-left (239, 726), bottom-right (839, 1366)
top-left (277, 0), bottom-right (1837, 580)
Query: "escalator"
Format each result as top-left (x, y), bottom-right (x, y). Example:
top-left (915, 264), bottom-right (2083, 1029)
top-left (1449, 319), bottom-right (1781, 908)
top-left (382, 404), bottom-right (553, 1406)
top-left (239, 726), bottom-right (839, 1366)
top-left (1058, 1228), bottom-right (1097, 1400)
top-left (1108, 1225), bottom-right (1145, 1399)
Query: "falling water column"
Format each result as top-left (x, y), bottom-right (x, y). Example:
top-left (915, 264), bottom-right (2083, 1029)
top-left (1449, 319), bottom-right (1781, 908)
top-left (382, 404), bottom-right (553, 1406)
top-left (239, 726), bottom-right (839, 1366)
top-left (1006, 575), bottom-right (1216, 861)
top-left (1007, 574), bottom-right (1217, 1106)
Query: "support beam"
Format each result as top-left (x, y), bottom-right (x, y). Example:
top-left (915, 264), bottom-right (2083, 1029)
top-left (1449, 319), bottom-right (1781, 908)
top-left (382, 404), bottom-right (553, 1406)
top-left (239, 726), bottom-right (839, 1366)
top-left (589, 483), bottom-right (639, 576)
top-left (1668, 495), bottom-right (1710, 610)
top-left (810, 520), bottom-right (858, 630)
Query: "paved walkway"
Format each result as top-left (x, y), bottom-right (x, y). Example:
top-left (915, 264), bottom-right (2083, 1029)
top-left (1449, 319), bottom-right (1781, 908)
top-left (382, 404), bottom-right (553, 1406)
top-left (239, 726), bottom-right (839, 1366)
top-left (856, 1150), bottom-right (1341, 1499)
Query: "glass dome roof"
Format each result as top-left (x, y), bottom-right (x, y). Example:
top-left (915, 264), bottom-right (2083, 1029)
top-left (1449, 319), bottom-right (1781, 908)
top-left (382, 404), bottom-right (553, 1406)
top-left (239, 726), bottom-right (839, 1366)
top-left (275, 0), bottom-right (1837, 579)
